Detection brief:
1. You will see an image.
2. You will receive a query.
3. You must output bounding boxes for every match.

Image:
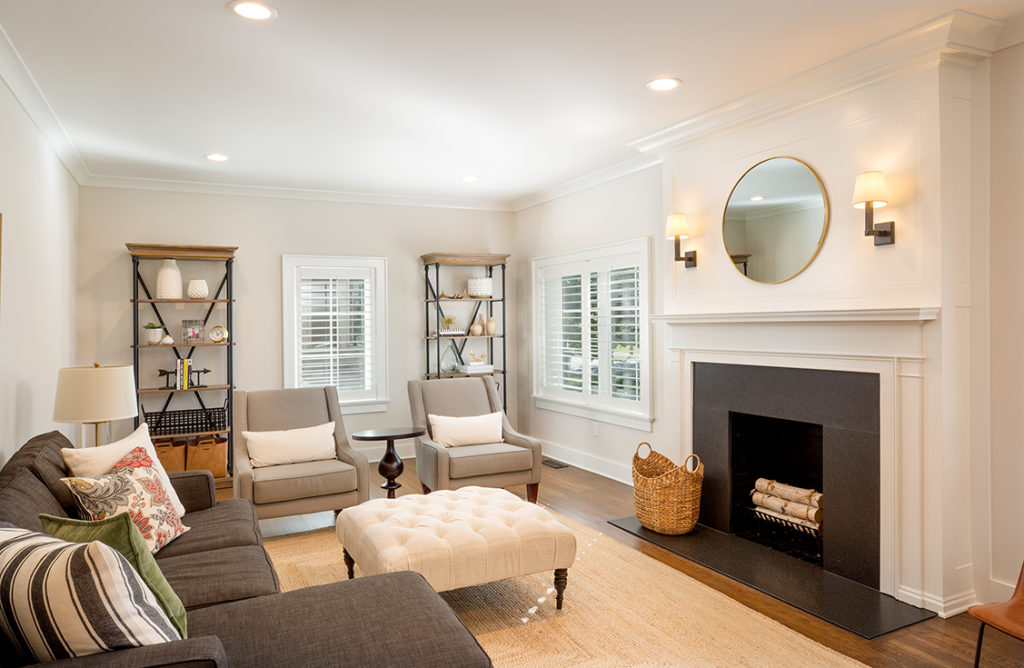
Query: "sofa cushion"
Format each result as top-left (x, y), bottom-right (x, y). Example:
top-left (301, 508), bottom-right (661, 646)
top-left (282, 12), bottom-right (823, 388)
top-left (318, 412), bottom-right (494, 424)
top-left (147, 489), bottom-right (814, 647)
top-left (0, 469), bottom-right (68, 532)
top-left (39, 512), bottom-right (188, 640)
top-left (447, 443), bottom-right (532, 479)
top-left (185, 573), bottom-right (491, 668)
top-left (155, 499), bottom-right (262, 559)
top-left (252, 459), bottom-right (357, 504)
top-left (157, 545), bottom-right (279, 610)
top-left (0, 524), bottom-right (180, 663)
top-left (0, 431), bottom-right (76, 511)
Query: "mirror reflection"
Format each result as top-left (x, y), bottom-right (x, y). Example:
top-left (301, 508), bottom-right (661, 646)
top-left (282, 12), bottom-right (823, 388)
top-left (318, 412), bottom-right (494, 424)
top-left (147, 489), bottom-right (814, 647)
top-left (722, 157), bottom-right (829, 284)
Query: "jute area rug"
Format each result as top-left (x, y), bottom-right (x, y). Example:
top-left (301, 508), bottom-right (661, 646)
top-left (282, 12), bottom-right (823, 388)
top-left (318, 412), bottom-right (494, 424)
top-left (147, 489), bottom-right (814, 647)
top-left (263, 512), bottom-right (865, 667)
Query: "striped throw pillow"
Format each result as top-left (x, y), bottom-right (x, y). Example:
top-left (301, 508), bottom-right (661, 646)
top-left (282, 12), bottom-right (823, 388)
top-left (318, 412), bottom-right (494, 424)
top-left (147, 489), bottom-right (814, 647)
top-left (0, 525), bottom-right (181, 662)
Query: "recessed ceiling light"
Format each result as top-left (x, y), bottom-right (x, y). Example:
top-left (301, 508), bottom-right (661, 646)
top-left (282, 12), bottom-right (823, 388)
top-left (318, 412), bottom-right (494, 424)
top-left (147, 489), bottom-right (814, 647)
top-left (750, 195), bottom-right (765, 201)
top-left (227, 1), bottom-right (278, 20)
top-left (461, 175), bottom-right (479, 183)
top-left (645, 77), bottom-right (681, 92)
top-left (205, 153), bottom-right (229, 162)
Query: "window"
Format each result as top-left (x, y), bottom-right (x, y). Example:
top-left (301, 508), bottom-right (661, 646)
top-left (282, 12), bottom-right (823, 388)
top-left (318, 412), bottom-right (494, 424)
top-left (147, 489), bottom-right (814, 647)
top-left (532, 239), bottom-right (651, 430)
top-left (282, 255), bottom-right (388, 413)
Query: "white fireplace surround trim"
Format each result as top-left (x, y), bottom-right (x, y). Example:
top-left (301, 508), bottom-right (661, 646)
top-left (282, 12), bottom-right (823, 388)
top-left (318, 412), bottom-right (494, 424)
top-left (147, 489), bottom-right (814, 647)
top-left (661, 307), bottom-right (940, 611)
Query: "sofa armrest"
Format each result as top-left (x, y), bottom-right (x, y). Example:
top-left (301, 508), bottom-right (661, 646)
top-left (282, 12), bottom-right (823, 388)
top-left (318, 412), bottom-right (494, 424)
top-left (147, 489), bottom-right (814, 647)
top-left (42, 636), bottom-right (227, 668)
top-left (168, 471), bottom-right (216, 514)
top-left (185, 573), bottom-right (490, 667)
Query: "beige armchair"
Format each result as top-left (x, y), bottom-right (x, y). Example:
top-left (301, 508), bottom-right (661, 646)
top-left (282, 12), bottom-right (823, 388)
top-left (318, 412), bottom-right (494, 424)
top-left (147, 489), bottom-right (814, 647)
top-left (233, 386), bottom-right (369, 519)
top-left (408, 377), bottom-right (542, 502)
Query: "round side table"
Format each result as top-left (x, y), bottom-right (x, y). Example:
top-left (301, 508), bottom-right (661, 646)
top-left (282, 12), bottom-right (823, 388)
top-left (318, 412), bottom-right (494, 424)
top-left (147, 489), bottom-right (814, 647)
top-left (350, 427), bottom-right (425, 499)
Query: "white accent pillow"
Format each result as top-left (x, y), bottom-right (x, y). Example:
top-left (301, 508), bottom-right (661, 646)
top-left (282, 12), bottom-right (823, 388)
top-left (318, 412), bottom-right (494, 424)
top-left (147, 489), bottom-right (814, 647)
top-left (61, 423), bottom-right (186, 518)
top-left (428, 412), bottom-right (504, 447)
top-left (242, 422), bottom-right (336, 467)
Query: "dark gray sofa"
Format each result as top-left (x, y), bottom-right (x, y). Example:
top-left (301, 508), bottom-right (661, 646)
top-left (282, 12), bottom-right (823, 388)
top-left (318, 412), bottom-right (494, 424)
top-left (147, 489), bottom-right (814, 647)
top-left (0, 431), bottom-right (492, 667)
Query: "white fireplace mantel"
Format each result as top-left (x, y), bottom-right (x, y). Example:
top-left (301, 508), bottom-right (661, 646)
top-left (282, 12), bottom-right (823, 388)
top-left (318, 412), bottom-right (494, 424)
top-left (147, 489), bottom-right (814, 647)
top-left (660, 306), bottom-right (946, 613)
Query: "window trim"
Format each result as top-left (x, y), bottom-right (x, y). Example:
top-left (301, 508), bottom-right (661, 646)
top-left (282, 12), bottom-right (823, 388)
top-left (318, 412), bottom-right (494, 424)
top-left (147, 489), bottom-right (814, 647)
top-left (282, 254), bottom-right (390, 414)
top-left (531, 238), bottom-right (652, 431)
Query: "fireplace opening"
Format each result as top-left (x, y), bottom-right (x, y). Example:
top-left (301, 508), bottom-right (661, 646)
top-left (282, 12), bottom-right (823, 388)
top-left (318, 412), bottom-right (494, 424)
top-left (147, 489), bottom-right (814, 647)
top-left (729, 411), bottom-right (823, 563)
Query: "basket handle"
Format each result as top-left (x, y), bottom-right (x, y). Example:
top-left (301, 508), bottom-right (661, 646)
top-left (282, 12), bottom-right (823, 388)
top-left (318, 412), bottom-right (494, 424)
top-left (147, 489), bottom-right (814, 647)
top-left (683, 453), bottom-right (701, 472)
top-left (635, 442), bottom-right (653, 458)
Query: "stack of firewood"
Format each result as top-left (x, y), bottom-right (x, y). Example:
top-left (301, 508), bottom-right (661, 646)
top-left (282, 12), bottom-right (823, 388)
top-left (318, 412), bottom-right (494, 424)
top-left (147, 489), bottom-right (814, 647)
top-left (750, 478), bottom-right (823, 531)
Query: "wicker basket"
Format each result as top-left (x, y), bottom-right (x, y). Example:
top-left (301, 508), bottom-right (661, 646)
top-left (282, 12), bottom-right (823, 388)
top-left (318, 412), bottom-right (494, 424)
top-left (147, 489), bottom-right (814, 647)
top-left (632, 442), bottom-right (703, 535)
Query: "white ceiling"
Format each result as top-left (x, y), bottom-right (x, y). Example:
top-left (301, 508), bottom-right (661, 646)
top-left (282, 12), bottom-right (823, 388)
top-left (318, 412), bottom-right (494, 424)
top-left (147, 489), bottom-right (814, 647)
top-left (0, 1), bottom-right (1022, 210)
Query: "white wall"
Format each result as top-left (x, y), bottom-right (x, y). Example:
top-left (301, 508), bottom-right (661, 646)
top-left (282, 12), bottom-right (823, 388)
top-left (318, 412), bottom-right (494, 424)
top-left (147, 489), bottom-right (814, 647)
top-left (514, 166), bottom-right (663, 482)
top-left (0, 76), bottom-right (78, 461)
top-left (75, 187), bottom-right (515, 455)
top-left (986, 40), bottom-right (1024, 594)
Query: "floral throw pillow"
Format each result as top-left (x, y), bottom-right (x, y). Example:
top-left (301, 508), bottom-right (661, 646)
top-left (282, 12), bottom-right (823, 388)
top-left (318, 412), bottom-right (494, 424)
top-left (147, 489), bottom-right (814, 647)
top-left (61, 448), bottom-right (189, 554)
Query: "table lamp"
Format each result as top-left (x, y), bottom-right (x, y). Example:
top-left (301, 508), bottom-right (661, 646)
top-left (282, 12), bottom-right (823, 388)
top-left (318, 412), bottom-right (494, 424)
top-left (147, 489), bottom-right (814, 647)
top-left (53, 363), bottom-right (138, 446)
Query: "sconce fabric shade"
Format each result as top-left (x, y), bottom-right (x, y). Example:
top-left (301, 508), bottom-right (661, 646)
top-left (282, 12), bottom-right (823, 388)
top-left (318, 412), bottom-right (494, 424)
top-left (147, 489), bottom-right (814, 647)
top-left (53, 365), bottom-right (138, 424)
top-left (665, 213), bottom-right (689, 239)
top-left (852, 171), bottom-right (889, 209)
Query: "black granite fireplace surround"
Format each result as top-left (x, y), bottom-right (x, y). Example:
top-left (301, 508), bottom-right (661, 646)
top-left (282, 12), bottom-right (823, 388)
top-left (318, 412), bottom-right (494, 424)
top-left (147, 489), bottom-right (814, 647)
top-left (693, 362), bottom-right (880, 589)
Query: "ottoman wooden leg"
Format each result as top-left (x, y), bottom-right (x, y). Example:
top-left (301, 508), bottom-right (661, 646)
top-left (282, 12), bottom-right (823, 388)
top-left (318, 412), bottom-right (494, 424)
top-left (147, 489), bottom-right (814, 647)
top-left (343, 548), bottom-right (355, 579)
top-left (554, 568), bottom-right (568, 609)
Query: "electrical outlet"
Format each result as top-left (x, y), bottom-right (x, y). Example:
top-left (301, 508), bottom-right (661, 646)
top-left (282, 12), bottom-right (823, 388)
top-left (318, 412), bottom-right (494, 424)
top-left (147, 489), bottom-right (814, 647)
top-left (591, 422), bottom-right (599, 438)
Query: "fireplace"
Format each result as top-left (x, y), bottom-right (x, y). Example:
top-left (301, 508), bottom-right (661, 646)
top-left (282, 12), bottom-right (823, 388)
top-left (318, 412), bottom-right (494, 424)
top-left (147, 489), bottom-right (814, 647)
top-left (730, 412), bottom-right (823, 562)
top-left (693, 362), bottom-right (880, 589)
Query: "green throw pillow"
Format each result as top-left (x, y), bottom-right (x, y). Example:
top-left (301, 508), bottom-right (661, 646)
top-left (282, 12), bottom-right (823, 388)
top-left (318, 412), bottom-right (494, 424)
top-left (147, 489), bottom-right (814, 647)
top-left (39, 513), bottom-right (187, 639)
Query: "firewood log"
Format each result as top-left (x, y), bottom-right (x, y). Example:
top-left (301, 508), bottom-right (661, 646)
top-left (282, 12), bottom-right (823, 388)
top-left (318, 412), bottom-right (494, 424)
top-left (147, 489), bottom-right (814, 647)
top-left (751, 491), bottom-right (823, 523)
top-left (754, 478), bottom-right (823, 508)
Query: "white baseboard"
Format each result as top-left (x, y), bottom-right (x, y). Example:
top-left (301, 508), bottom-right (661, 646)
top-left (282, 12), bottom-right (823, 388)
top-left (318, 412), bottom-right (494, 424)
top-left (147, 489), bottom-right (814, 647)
top-left (540, 440), bottom-right (632, 486)
top-left (897, 585), bottom-right (976, 618)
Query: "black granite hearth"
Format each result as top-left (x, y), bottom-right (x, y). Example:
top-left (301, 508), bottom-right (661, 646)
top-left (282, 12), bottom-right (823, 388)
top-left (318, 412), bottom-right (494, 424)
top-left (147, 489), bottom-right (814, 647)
top-left (608, 517), bottom-right (935, 639)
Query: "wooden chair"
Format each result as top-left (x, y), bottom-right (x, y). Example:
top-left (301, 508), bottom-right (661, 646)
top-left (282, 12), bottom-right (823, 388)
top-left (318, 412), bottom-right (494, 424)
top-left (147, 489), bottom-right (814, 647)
top-left (969, 560), bottom-right (1024, 667)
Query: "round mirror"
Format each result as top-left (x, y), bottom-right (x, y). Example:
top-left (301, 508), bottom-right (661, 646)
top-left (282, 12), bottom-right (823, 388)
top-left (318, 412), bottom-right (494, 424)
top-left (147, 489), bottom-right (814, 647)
top-left (722, 157), bottom-right (829, 284)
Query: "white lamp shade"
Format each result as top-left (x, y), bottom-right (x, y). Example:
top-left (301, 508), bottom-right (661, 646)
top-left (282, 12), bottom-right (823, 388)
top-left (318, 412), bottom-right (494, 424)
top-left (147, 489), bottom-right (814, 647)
top-left (852, 171), bottom-right (889, 209)
top-left (53, 365), bottom-right (138, 423)
top-left (665, 213), bottom-right (689, 239)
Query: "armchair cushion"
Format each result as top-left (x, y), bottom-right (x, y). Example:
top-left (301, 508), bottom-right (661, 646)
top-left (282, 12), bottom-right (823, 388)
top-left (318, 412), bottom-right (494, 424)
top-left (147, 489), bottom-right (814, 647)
top-left (252, 460), bottom-right (357, 504)
top-left (428, 412), bottom-right (503, 447)
top-left (242, 422), bottom-right (336, 467)
top-left (447, 443), bottom-right (533, 479)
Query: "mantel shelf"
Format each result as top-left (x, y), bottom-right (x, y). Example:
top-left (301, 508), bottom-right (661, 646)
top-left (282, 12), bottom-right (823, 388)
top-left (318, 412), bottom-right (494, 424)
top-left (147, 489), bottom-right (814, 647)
top-left (138, 385), bottom-right (232, 394)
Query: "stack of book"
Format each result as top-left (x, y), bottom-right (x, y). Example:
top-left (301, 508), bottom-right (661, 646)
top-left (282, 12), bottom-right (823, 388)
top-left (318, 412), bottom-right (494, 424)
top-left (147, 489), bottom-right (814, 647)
top-left (175, 359), bottom-right (192, 389)
top-left (457, 362), bottom-right (494, 375)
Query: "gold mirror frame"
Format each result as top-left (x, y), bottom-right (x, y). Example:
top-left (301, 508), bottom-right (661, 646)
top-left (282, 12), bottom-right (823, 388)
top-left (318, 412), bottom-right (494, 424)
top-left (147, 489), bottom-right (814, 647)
top-left (721, 156), bottom-right (830, 284)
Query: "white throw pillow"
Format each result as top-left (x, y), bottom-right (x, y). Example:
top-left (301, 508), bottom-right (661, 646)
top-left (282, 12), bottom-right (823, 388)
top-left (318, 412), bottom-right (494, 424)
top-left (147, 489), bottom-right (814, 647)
top-left (61, 423), bottom-right (186, 518)
top-left (242, 422), bottom-right (336, 467)
top-left (428, 412), bottom-right (504, 447)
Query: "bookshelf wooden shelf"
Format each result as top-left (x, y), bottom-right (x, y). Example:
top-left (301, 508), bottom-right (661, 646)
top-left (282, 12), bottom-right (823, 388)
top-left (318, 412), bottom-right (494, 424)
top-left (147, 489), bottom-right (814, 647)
top-left (422, 252), bottom-right (508, 410)
top-left (129, 243), bottom-right (236, 476)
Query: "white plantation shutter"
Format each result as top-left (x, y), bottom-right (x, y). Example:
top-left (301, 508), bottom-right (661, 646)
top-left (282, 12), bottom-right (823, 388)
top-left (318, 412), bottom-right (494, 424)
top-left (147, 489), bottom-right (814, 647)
top-left (533, 240), bottom-right (649, 428)
top-left (283, 256), bottom-right (388, 411)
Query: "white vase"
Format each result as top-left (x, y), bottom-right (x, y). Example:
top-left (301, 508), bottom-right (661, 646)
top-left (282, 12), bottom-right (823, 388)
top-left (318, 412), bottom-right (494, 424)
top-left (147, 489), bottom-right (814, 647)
top-left (145, 328), bottom-right (164, 344)
top-left (156, 259), bottom-right (183, 299)
top-left (186, 279), bottom-right (209, 299)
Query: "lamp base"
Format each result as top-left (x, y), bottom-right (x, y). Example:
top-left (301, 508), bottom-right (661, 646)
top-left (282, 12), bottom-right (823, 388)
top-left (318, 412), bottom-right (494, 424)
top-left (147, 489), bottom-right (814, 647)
top-left (872, 222), bottom-right (895, 246)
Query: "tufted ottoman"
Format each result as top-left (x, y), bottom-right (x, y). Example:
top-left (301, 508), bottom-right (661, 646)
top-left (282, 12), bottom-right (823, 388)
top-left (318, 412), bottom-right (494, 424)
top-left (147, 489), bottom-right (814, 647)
top-left (335, 486), bottom-right (577, 607)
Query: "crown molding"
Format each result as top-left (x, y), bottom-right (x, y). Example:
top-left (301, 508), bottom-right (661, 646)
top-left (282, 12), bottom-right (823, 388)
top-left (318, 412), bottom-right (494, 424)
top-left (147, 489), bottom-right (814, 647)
top-left (996, 14), bottom-right (1024, 50)
top-left (81, 174), bottom-right (515, 212)
top-left (510, 155), bottom-right (662, 212)
top-left (0, 23), bottom-right (89, 182)
top-left (629, 10), bottom-right (1003, 157)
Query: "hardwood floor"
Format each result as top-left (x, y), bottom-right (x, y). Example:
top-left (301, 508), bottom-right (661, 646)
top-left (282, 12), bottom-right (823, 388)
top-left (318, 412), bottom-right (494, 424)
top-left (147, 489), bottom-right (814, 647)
top-left (236, 460), bottom-right (1023, 667)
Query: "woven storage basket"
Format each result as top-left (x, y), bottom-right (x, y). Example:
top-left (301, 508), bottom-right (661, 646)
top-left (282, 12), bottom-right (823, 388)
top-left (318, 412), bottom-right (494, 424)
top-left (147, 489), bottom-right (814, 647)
top-left (632, 442), bottom-right (703, 535)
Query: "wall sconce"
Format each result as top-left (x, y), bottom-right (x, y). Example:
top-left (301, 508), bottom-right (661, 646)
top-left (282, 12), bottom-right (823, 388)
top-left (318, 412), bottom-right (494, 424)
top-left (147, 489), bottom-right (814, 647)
top-left (665, 213), bottom-right (697, 268)
top-left (852, 171), bottom-right (895, 246)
